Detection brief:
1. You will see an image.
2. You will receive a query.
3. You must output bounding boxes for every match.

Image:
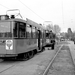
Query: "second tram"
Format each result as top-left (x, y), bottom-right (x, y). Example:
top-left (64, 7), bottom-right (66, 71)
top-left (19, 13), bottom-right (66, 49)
top-left (46, 30), bottom-right (56, 49)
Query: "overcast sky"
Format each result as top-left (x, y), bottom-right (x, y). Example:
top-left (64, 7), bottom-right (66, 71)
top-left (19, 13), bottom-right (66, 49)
top-left (0, 0), bottom-right (75, 32)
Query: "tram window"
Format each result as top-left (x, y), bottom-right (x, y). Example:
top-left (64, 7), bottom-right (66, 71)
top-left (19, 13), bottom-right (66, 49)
top-left (26, 25), bottom-right (31, 38)
top-left (32, 27), bottom-right (36, 38)
top-left (49, 33), bottom-right (56, 39)
top-left (13, 22), bottom-right (19, 37)
top-left (14, 22), bottom-right (26, 38)
top-left (19, 22), bottom-right (26, 38)
top-left (41, 30), bottom-right (43, 38)
top-left (44, 31), bottom-right (46, 38)
top-left (43, 31), bottom-right (45, 38)
top-left (36, 29), bottom-right (38, 38)
top-left (35, 28), bottom-right (37, 38)
top-left (46, 33), bottom-right (49, 38)
top-left (0, 22), bottom-right (12, 38)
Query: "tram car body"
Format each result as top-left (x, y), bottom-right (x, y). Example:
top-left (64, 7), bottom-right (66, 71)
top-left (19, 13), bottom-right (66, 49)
top-left (0, 15), bottom-right (46, 59)
top-left (46, 30), bottom-right (56, 49)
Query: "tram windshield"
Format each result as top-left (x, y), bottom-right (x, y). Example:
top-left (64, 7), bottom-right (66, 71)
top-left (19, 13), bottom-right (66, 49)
top-left (0, 22), bottom-right (12, 37)
top-left (49, 33), bottom-right (56, 39)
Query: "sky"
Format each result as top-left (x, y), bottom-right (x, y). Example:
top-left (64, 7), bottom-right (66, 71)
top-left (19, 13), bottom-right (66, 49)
top-left (0, 0), bottom-right (75, 32)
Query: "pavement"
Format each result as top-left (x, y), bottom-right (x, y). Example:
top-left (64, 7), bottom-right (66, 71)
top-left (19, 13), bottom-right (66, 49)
top-left (0, 47), bottom-right (57, 75)
top-left (67, 41), bottom-right (75, 65)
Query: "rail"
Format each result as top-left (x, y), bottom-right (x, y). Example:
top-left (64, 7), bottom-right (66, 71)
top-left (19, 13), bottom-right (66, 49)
top-left (43, 45), bottom-right (63, 75)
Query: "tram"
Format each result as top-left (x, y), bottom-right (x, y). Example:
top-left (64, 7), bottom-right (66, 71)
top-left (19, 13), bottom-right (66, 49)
top-left (0, 15), bottom-right (46, 59)
top-left (46, 30), bottom-right (56, 49)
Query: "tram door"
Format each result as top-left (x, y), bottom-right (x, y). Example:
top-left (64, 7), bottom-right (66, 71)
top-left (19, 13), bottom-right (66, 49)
top-left (38, 30), bottom-right (41, 50)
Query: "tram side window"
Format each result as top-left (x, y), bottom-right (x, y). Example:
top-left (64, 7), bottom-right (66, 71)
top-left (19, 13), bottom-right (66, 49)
top-left (36, 29), bottom-right (38, 39)
top-left (32, 27), bottom-right (36, 38)
top-left (44, 31), bottom-right (46, 38)
top-left (19, 22), bottom-right (26, 38)
top-left (14, 22), bottom-right (26, 38)
top-left (26, 25), bottom-right (31, 38)
top-left (13, 22), bottom-right (19, 37)
top-left (46, 33), bottom-right (49, 38)
top-left (41, 30), bottom-right (43, 38)
top-left (43, 31), bottom-right (45, 38)
top-left (46, 30), bottom-right (50, 38)
top-left (35, 28), bottom-right (37, 38)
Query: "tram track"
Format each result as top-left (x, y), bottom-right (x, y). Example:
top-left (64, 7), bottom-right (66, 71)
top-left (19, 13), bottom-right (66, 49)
top-left (0, 60), bottom-right (22, 74)
top-left (42, 45), bottom-right (75, 75)
top-left (42, 45), bottom-right (63, 75)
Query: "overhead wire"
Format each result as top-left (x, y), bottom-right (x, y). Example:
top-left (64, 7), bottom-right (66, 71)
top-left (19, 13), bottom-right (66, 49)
top-left (0, 3), bottom-right (9, 9)
top-left (18, 0), bottom-right (45, 21)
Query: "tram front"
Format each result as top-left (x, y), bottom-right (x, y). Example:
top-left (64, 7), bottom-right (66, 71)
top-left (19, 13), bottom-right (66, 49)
top-left (0, 15), bottom-right (15, 58)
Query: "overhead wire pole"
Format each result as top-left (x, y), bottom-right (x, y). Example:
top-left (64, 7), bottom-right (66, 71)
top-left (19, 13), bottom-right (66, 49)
top-left (18, 0), bottom-right (45, 21)
top-left (61, 0), bottom-right (64, 25)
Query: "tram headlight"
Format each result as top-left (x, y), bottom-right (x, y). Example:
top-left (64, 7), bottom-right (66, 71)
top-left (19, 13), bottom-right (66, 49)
top-left (6, 40), bottom-right (13, 50)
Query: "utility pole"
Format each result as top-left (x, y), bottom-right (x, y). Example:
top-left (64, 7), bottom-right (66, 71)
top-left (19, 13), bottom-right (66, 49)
top-left (62, 0), bottom-right (64, 25)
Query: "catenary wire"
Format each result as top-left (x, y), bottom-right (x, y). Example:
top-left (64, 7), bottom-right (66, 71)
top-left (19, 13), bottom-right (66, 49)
top-left (18, 0), bottom-right (45, 21)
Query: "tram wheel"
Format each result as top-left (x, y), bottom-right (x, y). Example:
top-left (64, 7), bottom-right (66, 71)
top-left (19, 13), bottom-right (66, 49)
top-left (23, 53), bottom-right (29, 61)
top-left (29, 51), bottom-right (33, 59)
